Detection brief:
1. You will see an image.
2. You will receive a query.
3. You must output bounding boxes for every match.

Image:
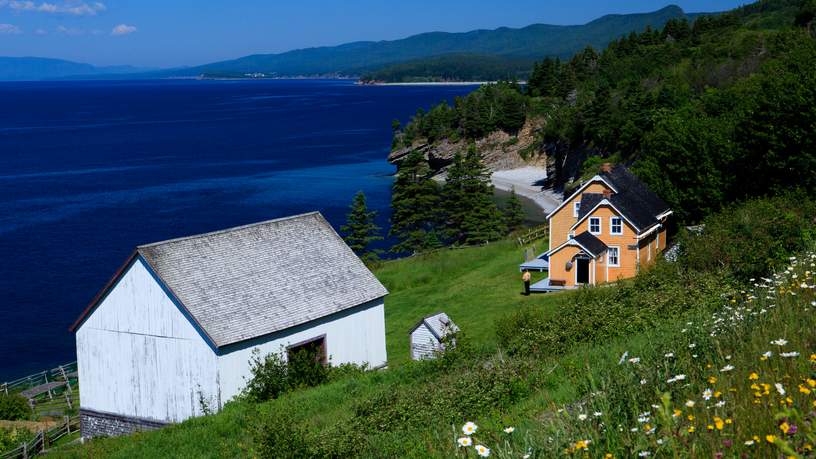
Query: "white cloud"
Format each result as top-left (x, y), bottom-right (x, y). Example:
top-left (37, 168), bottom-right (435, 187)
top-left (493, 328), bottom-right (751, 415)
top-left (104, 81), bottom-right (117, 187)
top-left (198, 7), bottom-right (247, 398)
top-left (4, 1), bottom-right (106, 15)
top-left (34, 27), bottom-right (47, 35)
top-left (0, 23), bottom-right (22, 34)
top-left (111, 23), bottom-right (135, 36)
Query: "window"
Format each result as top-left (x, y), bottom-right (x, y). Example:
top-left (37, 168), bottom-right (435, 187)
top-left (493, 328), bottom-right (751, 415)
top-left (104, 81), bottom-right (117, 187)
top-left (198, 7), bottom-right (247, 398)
top-left (608, 246), bottom-right (620, 267)
top-left (287, 335), bottom-right (327, 365)
top-left (589, 217), bottom-right (601, 234)
top-left (610, 217), bottom-right (623, 235)
top-left (573, 201), bottom-right (581, 217)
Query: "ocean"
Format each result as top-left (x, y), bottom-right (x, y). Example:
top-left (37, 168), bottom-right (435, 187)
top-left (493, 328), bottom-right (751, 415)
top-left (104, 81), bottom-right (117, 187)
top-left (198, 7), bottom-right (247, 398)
top-left (0, 79), bottom-right (477, 380)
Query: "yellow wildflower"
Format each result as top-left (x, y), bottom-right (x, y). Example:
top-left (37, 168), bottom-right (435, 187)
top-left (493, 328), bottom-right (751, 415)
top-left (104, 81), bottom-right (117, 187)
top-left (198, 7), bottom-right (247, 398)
top-left (804, 444), bottom-right (813, 452)
top-left (672, 409), bottom-right (682, 418)
top-left (780, 422), bottom-right (791, 434)
top-left (708, 376), bottom-right (717, 384)
top-left (714, 391), bottom-right (722, 398)
top-left (575, 440), bottom-right (590, 450)
top-left (785, 397), bottom-right (794, 406)
top-left (687, 415), bottom-right (695, 421)
top-left (688, 426), bottom-right (695, 433)
top-left (753, 435), bottom-right (760, 442)
top-left (767, 435), bottom-right (777, 444)
top-left (751, 383), bottom-right (760, 391)
top-left (605, 454), bottom-right (614, 459)
top-left (807, 378), bottom-right (816, 388)
top-left (800, 384), bottom-right (812, 395)
top-left (714, 417), bottom-right (724, 430)
top-left (707, 424), bottom-right (714, 431)
top-left (810, 354), bottom-right (816, 363)
top-left (725, 419), bottom-right (733, 425)
top-left (749, 372), bottom-right (759, 380)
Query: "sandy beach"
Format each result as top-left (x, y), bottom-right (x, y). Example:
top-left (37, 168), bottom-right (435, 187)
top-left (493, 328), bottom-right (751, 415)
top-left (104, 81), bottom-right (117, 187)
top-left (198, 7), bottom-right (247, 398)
top-left (491, 166), bottom-right (561, 214)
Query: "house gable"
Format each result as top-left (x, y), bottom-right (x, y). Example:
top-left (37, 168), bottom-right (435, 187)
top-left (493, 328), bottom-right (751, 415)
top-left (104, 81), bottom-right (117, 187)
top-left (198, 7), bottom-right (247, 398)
top-left (547, 178), bottom-right (616, 248)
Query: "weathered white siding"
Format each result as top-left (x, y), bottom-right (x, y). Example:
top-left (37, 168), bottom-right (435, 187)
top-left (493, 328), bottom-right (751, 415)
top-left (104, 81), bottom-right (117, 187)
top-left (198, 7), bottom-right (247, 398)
top-left (75, 258), bottom-right (219, 423)
top-left (410, 324), bottom-right (440, 360)
top-left (216, 298), bottom-right (387, 400)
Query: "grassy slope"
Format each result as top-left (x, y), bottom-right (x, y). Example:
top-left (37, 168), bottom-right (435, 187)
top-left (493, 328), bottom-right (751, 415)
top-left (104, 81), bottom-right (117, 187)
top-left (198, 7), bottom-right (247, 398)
top-left (377, 239), bottom-right (552, 366)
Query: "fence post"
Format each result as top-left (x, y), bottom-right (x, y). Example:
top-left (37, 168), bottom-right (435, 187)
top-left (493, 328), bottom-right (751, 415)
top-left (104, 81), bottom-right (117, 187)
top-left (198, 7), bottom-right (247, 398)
top-left (65, 415), bottom-right (71, 434)
top-left (21, 441), bottom-right (27, 459)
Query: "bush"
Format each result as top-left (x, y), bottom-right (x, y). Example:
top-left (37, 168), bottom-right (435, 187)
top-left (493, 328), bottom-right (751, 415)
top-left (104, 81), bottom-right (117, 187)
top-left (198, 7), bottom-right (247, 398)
top-left (242, 347), bottom-right (331, 403)
top-left (0, 426), bottom-right (34, 453)
top-left (679, 192), bottom-right (816, 282)
top-left (0, 394), bottom-right (30, 421)
top-left (241, 349), bottom-right (289, 402)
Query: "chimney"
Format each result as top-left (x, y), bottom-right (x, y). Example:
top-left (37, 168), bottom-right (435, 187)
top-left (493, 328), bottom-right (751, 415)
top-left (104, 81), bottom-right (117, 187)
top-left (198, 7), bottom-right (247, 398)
top-left (600, 162), bottom-right (613, 173)
top-left (602, 189), bottom-right (612, 200)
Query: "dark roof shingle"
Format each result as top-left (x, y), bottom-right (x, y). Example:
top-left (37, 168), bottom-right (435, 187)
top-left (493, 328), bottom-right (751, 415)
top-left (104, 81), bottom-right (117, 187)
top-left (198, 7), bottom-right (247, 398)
top-left (572, 231), bottom-right (608, 257)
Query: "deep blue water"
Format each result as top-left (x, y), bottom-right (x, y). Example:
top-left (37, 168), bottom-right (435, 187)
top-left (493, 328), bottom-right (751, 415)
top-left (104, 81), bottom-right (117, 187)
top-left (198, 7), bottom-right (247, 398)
top-left (0, 79), bottom-right (475, 380)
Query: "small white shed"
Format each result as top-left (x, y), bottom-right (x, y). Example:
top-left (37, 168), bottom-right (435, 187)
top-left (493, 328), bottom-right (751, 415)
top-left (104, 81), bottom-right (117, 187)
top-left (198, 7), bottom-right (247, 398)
top-left (409, 312), bottom-right (458, 360)
top-left (71, 212), bottom-right (388, 438)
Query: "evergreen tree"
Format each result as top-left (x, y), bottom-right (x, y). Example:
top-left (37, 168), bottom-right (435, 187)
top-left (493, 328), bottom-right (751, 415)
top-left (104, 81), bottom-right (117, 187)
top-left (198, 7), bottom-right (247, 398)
top-left (443, 145), bottom-right (506, 244)
top-left (389, 151), bottom-right (442, 254)
top-left (503, 186), bottom-right (526, 231)
top-left (340, 191), bottom-right (382, 263)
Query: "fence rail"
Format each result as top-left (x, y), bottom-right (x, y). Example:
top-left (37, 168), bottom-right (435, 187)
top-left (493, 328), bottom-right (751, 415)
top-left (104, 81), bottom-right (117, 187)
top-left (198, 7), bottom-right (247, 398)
top-left (516, 224), bottom-right (548, 246)
top-left (1, 362), bottom-right (78, 419)
top-left (0, 416), bottom-right (79, 459)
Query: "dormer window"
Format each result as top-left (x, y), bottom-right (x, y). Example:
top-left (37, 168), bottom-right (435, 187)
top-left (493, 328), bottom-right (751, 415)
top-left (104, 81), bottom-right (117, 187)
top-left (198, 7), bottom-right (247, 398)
top-left (573, 201), bottom-right (581, 217)
top-left (589, 217), bottom-right (601, 235)
top-left (610, 217), bottom-right (622, 235)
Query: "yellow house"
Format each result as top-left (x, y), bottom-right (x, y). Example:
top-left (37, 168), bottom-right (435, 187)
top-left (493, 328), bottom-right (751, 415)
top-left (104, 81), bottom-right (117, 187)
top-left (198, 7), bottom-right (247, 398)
top-left (534, 164), bottom-right (671, 291)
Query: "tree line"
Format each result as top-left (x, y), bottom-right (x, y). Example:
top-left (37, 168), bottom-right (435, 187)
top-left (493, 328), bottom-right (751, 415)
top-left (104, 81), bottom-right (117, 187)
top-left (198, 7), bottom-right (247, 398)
top-left (393, 0), bottom-right (816, 224)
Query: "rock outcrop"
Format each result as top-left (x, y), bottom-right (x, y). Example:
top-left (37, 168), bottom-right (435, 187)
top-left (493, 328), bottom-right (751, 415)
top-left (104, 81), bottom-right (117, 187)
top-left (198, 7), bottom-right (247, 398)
top-left (388, 117), bottom-right (548, 178)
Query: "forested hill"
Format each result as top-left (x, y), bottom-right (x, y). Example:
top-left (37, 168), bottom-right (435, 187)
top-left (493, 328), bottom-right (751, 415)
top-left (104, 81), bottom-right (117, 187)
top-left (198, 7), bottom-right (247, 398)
top-left (391, 0), bottom-right (816, 224)
top-left (160, 5), bottom-right (701, 78)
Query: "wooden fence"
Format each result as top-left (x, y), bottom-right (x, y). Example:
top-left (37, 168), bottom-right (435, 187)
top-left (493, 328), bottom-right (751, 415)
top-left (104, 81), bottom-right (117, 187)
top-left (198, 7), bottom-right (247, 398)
top-left (1, 362), bottom-right (78, 417)
top-left (516, 224), bottom-right (548, 247)
top-left (0, 416), bottom-right (79, 459)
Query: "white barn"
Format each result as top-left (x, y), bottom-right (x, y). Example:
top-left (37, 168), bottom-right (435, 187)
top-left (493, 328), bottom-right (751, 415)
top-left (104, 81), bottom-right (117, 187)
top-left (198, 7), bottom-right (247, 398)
top-left (71, 212), bottom-right (388, 438)
top-left (409, 312), bottom-right (458, 360)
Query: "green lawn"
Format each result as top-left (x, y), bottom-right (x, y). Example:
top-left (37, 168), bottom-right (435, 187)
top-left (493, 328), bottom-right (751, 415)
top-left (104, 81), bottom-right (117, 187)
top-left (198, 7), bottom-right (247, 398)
top-left (376, 239), bottom-right (554, 366)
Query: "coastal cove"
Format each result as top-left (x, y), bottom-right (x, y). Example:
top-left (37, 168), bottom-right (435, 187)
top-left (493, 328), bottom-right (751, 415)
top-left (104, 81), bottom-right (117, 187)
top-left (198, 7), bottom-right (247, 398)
top-left (0, 79), bottom-right (491, 380)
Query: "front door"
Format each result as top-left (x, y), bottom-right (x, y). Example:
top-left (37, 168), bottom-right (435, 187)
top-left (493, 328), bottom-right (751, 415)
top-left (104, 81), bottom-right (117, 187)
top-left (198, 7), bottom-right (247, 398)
top-left (576, 258), bottom-right (590, 284)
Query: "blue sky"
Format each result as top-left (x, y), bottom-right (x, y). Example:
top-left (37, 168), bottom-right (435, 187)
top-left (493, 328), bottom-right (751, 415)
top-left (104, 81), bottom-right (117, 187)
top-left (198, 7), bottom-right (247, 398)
top-left (0, 0), bottom-right (746, 68)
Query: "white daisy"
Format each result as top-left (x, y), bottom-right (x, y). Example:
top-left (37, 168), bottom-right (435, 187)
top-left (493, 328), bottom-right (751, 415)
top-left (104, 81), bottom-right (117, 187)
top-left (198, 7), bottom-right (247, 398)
top-left (462, 422), bottom-right (478, 435)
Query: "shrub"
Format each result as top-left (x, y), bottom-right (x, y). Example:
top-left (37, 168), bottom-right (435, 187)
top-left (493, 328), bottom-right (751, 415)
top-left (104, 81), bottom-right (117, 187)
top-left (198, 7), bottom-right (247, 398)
top-left (0, 426), bottom-right (34, 453)
top-left (286, 348), bottom-right (328, 390)
top-left (0, 394), bottom-right (30, 421)
top-left (241, 349), bottom-right (289, 402)
top-left (679, 192), bottom-right (816, 282)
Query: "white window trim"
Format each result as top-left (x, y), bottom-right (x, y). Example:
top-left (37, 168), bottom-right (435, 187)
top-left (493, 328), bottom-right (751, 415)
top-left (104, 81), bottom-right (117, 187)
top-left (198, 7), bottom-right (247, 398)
top-left (589, 217), bottom-right (602, 235)
top-left (608, 246), bottom-right (620, 267)
top-left (573, 201), bottom-right (581, 217)
top-left (610, 216), bottom-right (623, 235)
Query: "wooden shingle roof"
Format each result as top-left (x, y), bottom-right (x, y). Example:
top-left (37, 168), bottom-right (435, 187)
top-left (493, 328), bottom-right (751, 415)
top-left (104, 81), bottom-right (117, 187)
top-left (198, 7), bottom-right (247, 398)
top-left (72, 212), bottom-right (388, 349)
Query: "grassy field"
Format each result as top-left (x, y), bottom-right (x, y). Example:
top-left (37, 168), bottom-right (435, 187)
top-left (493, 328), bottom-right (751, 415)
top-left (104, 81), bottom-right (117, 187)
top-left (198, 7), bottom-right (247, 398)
top-left (377, 239), bottom-right (553, 366)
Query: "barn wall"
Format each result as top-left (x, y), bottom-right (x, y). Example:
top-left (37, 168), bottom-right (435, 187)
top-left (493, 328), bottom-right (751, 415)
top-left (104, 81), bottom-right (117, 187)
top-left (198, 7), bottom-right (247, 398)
top-left (215, 298), bottom-right (387, 402)
top-left (410, 323), bottom-right (440, 360)
top-left (75, 258), bottom-right (219, 432)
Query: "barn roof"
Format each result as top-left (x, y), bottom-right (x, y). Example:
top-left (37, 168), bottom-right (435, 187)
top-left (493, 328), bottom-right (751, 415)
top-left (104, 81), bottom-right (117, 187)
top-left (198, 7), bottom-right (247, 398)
top-left (71, 212), bottom-right (388, 348)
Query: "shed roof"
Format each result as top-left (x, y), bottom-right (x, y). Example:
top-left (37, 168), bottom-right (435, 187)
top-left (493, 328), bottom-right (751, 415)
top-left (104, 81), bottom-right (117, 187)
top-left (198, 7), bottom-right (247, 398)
top-left (410, 312), bottom-right (458, 340)
top-left (72, 212), bottom-right (388, 348)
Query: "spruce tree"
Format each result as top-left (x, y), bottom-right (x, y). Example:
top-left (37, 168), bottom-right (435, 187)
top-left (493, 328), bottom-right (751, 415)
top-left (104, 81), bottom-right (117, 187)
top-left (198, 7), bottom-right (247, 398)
top-left (389, 151), bottom-right (442, 254)
top-left (504, 186), bottom-right (526, 231)
top-left (443, 144), bottom-right (506, 245)
top-left (340, 191), bottom-right (382, 263)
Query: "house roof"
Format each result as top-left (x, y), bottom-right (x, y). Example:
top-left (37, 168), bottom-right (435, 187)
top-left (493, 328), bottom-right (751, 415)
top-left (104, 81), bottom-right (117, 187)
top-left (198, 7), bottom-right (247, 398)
top-left (571, 231), bottom-right (608, 257)
top-left (409, 312), bottom-right (458, 340)
top-left (546, 231), bottom-right (608, 259)
top-left (600, 166), bottom-right (670, 230)
top-left (71, 212), bottom-right (388, 349)
top-left (572, 166), bottom-right (671, 233)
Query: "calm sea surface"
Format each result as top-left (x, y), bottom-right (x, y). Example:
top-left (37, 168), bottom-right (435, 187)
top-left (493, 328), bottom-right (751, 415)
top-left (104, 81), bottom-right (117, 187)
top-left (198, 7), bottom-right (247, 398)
top-left (0, 79), bottom-right (476, 380)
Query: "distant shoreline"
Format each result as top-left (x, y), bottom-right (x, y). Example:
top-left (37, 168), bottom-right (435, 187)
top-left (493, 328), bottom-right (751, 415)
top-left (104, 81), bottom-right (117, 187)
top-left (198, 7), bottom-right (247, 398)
top-left (361, 81), bottom-right (494, 86)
